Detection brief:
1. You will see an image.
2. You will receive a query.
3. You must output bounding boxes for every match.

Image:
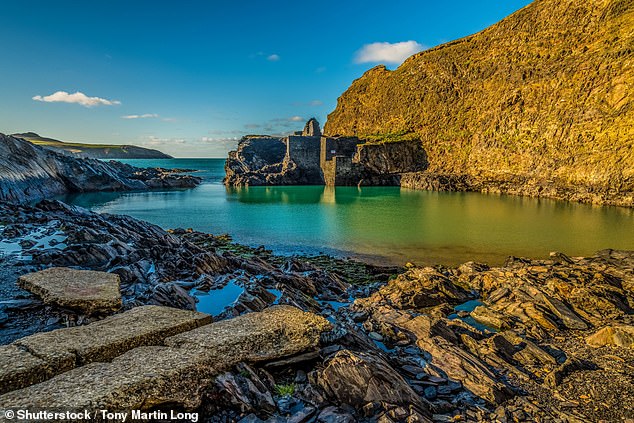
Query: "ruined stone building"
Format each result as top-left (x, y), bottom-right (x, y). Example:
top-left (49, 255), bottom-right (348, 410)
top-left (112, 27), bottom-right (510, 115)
top-left (224, 118), bottom-right (427, 187)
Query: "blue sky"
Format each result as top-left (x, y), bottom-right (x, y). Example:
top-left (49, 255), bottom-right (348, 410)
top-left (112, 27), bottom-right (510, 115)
top-left (0, 0), bottom-right (532, 157)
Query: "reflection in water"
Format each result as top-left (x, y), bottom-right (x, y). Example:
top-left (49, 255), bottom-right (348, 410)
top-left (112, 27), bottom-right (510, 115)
top-left (59, 159), bottom-right (634, 266)
top-left (228, 185), bottom-right (326, 204)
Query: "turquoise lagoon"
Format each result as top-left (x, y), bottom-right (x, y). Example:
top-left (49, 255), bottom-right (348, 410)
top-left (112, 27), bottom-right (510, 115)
top-left (59, 159), bottom-right (634, 266)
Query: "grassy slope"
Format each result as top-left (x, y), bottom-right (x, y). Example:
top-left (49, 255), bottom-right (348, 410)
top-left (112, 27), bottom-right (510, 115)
top-left (324, 0), bottom-right (633, 191)
top-left (12, 133), bottom-right (172, 158)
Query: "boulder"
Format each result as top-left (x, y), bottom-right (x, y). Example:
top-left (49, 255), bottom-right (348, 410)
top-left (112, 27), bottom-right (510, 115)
top-left (18, 267), bottom-right (122, 314)
top-left (471, 305), bottom-right (511, 330)
top-left (318, 350), bottom-right (430, 415)
top-left (363, 268), bottom-right (473, 309)
top-left (214, 372), bottom-right (276, 414)
top-left (165, 305), bottom-right (331, 359)
top-left (316, 406), bottom-right (355, 423)
top-left (0, 345), bottom-right (52, 395)
top-left (586, 325), bottom-right (634, 348)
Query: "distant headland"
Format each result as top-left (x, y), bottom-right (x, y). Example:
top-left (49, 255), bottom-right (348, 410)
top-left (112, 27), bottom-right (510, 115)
top-left (12, 132), bottom-right (172, 159)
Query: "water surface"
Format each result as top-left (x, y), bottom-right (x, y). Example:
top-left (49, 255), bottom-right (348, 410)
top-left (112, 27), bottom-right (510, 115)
top-left (59, 159), bottom-right (634, 266)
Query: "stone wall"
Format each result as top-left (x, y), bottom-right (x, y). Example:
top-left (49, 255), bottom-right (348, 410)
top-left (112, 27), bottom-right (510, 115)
top-left (319, 137), bottom-right (427, 186)
top-left (224, 125), bottom-right (427, 188)
top-left (287, 136), bottom-right (321, 170)
top-left (320, 137), bottom-right (363, 186)
top-left (320, 137), bottom-right (359, 163)
top-left (321, 156), bottom-right (336, 186)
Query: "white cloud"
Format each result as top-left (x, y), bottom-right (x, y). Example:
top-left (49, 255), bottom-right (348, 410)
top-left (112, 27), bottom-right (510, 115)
top-left (201, 136), bottom-right (240, 143)
top-left (354, 41), bottom-right (425, 65)
top-left (33, 91), bottom-right (121, 107)
top-left (121, 113), bottom-right (159, 119)
top-left (309, 100), bottom-right (323, 106)
top-left (141, 135), bottom-right (186, 146)
top-left (289, 116), bottom-right (303, 122)
top-left (267, 54), bottom-right (280, 61)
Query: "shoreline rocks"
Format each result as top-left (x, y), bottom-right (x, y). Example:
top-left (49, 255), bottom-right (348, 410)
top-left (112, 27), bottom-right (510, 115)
top-left (0, 200), bottom-right (633, 421)
top-left (400, 172), bottom-right (634, 208)
top-left (0, 133), bottom-right (201, 203)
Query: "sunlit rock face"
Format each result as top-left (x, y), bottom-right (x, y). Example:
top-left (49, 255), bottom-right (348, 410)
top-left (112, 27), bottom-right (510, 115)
top-left (325, 0), bottom-right (634, 206)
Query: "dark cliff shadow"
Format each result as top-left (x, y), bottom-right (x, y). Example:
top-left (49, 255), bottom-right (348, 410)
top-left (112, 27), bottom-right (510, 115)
top-left (55, 191), bottom-right (127, 209)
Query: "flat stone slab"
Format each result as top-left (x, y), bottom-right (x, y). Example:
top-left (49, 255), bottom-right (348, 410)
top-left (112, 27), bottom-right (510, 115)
top-left (0, 306), bottom-right (331, 412)
top-left (0, 345), bottom-right (52, 395)
top-left (18, 267), bottom-right (122, 314)
top-left (7, 305), bottom-right (210, 389)
top-left (165, 305), bottom-right (332, 360)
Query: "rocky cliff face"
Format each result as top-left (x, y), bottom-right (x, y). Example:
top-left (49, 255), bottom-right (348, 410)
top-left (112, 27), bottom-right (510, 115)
top-left (325, 0), bottom-right (634, 206)
top-left (355, 140), bottom-right (427, 175)
top-left (0, 134), bottom-right (200, 203)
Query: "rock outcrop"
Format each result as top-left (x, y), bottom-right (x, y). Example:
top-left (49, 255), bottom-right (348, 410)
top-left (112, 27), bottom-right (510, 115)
top-left (223, 136), bottom-right (295, 186)
top-left (355, 140), bottom-right (427, 176)
top-left (586, 324), bottom-right (634, 348)
top-left (0, 133), bottom-right (200, 203)
top-left (325, 0), bottom-right (634, 207)
top-left (318, 350), bottom-right (431, 417)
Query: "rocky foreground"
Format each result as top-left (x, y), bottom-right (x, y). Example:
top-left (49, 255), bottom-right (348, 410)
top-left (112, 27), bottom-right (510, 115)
top-left (0, 201), bottom-right (633, 422)
top-left (0, 133), bottom-right (200, 203)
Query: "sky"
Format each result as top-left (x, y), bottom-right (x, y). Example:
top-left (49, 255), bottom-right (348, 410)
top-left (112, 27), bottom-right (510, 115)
top-left (0, 0), bottom-right (533, 157)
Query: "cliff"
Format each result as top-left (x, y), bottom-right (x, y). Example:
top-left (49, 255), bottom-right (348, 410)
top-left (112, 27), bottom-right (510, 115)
top-left (325, 0), bottom-right (634, 206)
top-left (12, 132), bottom-right (172, 159)
top-left (0, 133), bottom-right (200, 203)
